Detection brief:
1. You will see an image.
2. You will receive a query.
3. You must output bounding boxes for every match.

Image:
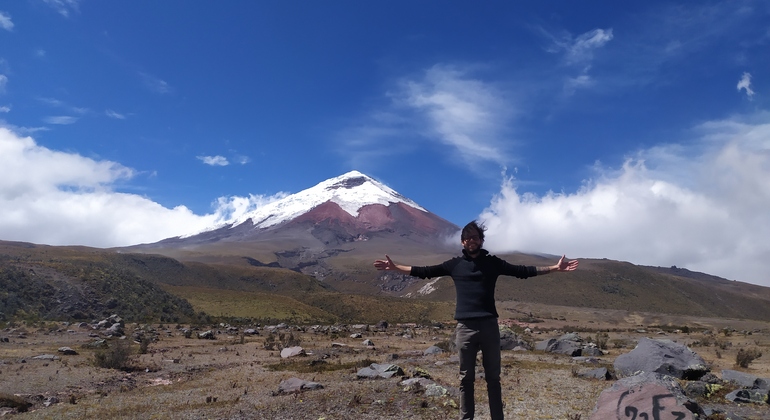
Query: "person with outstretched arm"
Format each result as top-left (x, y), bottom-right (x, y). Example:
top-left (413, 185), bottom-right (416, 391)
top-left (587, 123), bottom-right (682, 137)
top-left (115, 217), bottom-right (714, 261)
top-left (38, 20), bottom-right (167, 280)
top-left (374, 221), bottom-right (578, 420)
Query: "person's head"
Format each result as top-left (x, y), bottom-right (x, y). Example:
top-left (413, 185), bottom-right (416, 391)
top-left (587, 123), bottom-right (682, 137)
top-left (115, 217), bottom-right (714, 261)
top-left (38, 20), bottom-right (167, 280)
top-left (461, 221), bottom-right (485, 254)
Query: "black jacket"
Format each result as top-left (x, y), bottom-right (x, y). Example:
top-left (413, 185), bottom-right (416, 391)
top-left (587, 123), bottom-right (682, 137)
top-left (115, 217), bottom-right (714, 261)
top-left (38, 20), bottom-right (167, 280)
top-left (410, 249), bottom-right (537, 320)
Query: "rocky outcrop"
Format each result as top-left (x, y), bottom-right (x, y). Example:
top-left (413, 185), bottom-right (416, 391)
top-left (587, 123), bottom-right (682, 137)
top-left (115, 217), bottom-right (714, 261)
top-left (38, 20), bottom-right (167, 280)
top-left (614, 338), bottom-right (708, 379)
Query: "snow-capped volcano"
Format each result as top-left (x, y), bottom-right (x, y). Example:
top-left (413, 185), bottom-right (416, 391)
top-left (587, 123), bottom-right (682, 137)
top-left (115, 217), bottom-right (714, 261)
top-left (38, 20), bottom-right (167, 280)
top-left (231, 170), bottom-right (426, 229)
top-left (164, 170), bottom-right (458, 247)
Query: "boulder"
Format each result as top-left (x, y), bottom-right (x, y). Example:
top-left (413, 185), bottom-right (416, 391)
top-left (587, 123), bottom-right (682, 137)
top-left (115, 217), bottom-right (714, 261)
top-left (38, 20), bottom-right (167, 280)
top-left (424, 345), bottom-right (443, 355)
top-left (614, 338), bottom-right (708, 379)
top-left (357, 363), bottom-right (404, 379)
top-left (280, 346), bottom-right (305, 358)
top-left (499, 327), bottom-right (530, 351)
top-left (591, 372), bottom-right (702, 420)
top-left (721, 369), bottom-right (769, 390)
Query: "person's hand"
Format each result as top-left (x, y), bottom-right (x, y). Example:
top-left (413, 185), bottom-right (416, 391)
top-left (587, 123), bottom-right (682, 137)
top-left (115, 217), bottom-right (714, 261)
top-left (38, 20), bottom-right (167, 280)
top-left (555, 255), bottom-right (579, 271)
top-left (373, 255), bottom-right (396, 271)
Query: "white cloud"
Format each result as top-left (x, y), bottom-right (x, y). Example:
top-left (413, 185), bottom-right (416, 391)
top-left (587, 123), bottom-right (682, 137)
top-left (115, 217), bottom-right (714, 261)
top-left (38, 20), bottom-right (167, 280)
top-left (0, 11), bottom-right (13, 31)
top-left (479, 113), bottom-right (770, 287)
top-left (139, 72), bottom-right (171, 94)
top-left (737, 72), bottom-right (755, 99)
top-left (43, 0), bottom-right (81, 18)
top-left (43, 116), bottom-right (78, 125)
top-left (0, 106), bottom-right (9, 113)
top-left (339, 64), bottom-right (515, 172)
top-left (565, 29), bottom-right (614, 66)
top-left (197, 155), bottom-right (229, 166)
top-left (0, 75), bottom-right (7, 93)
top-left (0, 128), bottom-right (280, 247)
top-left (105, 109), bottom-right (126, 119)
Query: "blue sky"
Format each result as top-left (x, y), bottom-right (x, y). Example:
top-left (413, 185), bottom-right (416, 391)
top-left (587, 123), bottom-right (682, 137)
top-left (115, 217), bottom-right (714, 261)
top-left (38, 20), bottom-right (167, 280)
top-left (1, 1), bottom-right (769, 286)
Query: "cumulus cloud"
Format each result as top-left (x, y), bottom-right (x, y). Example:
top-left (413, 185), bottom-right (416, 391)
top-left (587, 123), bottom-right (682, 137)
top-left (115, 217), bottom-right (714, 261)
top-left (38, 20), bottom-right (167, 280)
top-left (197, 155), bottom-right (229, 166)
top-left (737, 72), bottom-right (754, 99)
top-left (339, 64), bottom-right (515, 172)
top-left (0, 128), bottom-right (281, 247)
top-left (0, 106), bottom-right (9, 113)
top-left (0, 11), bottom-right (13, 31)
top-left (479, 113), bottom-right (770, 286)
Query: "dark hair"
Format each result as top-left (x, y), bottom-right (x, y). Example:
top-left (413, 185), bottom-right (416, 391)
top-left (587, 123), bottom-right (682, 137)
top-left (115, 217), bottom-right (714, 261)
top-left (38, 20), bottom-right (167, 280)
top-left (461, 221), bottom-right (486, 241)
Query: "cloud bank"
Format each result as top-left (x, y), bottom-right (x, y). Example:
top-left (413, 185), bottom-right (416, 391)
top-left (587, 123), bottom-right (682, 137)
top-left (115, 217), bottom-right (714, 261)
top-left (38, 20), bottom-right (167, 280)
top-left (0, 128), bottom-right (281, 247)
top-left (480, 112), bottom-right (770, 286)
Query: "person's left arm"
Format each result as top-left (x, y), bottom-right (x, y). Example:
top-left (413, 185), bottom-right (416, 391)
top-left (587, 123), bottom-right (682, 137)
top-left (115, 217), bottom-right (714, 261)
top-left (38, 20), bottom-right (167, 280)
top-left (500, 255), bottom-right (579, 278)
top-left (535, 255), bottom-right (579, 275)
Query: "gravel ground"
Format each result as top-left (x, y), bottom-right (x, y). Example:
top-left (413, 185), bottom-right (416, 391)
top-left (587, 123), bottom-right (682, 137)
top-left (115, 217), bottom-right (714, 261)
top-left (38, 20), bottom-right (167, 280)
top-left (1, 319), bottom-right (769, 419)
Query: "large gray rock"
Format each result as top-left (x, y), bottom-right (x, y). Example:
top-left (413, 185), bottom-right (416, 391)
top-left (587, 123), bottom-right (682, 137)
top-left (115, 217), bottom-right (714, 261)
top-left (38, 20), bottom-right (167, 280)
top-left (535, 335), bottom-right (582, 356)
top-left (424, 345), bottom-right (443, 355)
top-left (614, 338), bottom-right (708, 379)
top-left (591, 372), bottom-right (702, 420)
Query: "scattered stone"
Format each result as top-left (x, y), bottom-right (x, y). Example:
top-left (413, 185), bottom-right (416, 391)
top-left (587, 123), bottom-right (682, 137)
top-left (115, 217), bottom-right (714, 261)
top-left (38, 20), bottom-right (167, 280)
top-left (277, 377), bottom-right (323, 394)
top-left (43, 396), bottom-right (60, 407)
top-left (350, 333), bottom-right (362, 339)
top-left (725, 388), bottom-right (769, 404)
top-left (577, 367), bottom-right (612, 380)
top-left (197, 330), bottom-right (215, 340)
top-left (411, 367), bottom-right (431, 379)
top-left (425, 384), bottom-right (448, 397)
top-left (591, 372), bottom-right (702, 420)
top-left (58, 347), bottom-right (78, 355)
top-left (423, 345), bottom-right (443, 355)
top-left (400, 377), bottom-right (435, 390)
top-left (362, 339), bottom-right (374, 347)
top-left (32, 354), bottom-right (60, 361)
top-left (280, 346), bottom-right (305, 358)
top-left (357, 363), bottom-right (404, 379)
top-left (243, 329), bottom-right (259, 335)
top-left (614, 338), bottom-right (708, 380)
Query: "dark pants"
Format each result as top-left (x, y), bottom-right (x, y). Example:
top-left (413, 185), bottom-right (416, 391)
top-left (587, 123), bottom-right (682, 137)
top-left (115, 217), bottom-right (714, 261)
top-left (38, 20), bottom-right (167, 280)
top-left (455, 317), bottom-right (503, 420)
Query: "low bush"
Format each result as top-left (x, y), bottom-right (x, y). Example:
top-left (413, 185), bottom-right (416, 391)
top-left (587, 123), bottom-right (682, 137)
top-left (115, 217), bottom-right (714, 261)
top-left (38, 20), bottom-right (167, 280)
top-left (735, 347), bottom-right (762, 368)
top-left (94, 340), bottom-right (133, 370)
